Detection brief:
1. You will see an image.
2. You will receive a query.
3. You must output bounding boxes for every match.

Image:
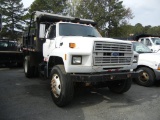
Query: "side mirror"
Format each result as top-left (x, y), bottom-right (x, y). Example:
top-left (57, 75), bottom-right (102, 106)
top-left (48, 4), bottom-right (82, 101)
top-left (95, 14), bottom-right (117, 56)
top-left (39, 24), bottom-right (46, 38)
top-left (0, 14), bottom-right (2, 31)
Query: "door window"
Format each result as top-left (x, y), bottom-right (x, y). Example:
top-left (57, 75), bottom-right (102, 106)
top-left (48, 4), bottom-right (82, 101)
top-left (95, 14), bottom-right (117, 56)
top-left (145, 39), bottom-right (151, 46)
top-left (140, 39), bottom-right (144, 44)
top-left (47, 25), bottom-right (56, 39)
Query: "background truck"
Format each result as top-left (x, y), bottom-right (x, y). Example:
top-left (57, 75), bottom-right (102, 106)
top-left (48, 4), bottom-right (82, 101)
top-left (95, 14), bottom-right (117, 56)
top-left (132, 41), bottom-right (160, 87)
top-left (134, 34), bottom-right (160, 52)
top-left (22, 11), bottom-right (139, 107)
top-left (0, 39), bottom-right (23, 67)
top-left (138, 37), bottom-right (160, 52)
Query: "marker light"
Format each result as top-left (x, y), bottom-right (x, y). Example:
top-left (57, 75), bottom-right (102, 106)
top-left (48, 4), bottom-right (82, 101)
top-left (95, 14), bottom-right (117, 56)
top-left (69, 43), bottom-right (76, 48)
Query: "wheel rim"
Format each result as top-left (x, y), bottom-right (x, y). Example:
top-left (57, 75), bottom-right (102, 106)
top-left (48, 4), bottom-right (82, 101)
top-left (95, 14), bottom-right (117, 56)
top-left (24, 60), bottom-right (28, 73)
top-left (139, 71), bottom-right (149, 83)
top-left (51, 74), bottom-right (61, 98)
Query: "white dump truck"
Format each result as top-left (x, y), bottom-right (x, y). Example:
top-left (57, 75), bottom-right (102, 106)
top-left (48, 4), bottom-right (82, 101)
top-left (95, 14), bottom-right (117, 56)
top-left (22, 11), bottom-right (139, 107)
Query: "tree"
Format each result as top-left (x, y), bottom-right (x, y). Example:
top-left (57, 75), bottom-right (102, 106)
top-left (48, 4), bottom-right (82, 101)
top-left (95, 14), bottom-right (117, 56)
top-left (74, 0), bottom-right (134, 37)
top-left (143, 25), bottom-right (151, 34)
top-left (0, 0), bottom-right (27, 39)
top-left (147, 26), bottom-right (160, 35)
top-left (115, 24), bottom-right (134, 38)
top-left (29, 0), bottom-right (67, 14)
top-left (130, 23), bottom-right (144, 36)
top-left (67, 0), bottom-right (81, 16)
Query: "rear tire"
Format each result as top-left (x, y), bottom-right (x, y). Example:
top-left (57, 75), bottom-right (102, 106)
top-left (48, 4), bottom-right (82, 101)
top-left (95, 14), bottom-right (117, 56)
top-left (24, 56), bottom-right (34, 78)
top-left (108, 79), bottom-right (132, 94)
top-left (50, 65), bottom-right (74, 107)
top-left (135, 67), bottom-right (155, 87)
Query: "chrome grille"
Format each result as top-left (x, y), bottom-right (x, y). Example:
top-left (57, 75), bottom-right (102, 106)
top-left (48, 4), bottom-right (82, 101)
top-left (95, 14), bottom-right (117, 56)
top-left (94, 41), bottom-right (132, 52)
top-left (93, 41), bottom-right (133, 66)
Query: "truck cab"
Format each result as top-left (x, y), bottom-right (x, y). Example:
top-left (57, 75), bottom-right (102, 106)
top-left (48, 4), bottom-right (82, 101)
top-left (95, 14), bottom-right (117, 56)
top-left (23, 11), bottom-right (140, 107)
top-left (138, 37), bottom-right (160, 52)
top-left (43, 22), bottom-right (101, 60)
top-left (42, 21), bottom-right (138, 73)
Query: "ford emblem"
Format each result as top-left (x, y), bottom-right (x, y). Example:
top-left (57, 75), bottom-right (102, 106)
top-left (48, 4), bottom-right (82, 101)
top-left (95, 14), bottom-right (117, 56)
top-left (111, 52), bottom-right (119, 56)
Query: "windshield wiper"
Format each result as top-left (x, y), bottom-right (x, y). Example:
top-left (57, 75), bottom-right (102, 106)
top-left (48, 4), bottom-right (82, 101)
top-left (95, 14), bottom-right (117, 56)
top-left (145, 52), bottom-right (152, 53)
top-left (137, 51), bottom-right (152, 53)
top-left (87, 35), bottom-right (96, 37)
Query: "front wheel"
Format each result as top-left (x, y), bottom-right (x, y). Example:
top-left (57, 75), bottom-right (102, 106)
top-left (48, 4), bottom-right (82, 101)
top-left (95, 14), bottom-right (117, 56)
top-left (50, 65), bottom-right (74, 107)
top-left (135, 67), bottom-right (155, 87)
top-left (108, 79), bottom-right (132, 94)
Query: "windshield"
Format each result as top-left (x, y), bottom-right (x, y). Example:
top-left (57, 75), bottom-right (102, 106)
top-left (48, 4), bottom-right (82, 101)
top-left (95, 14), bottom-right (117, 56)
top-left (59, 23), bottom-right (102, 37)
top-left (132, 42), bottom-right (152, 53)
top-left (151, 38), bottom-right (160, 45)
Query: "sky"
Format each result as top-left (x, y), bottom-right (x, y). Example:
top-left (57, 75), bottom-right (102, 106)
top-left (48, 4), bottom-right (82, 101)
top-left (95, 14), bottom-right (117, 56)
top-left (22, 0), bottom-right (160, 27)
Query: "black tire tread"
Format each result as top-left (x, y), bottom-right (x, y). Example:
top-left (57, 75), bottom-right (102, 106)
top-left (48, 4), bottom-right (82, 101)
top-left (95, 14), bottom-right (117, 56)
top-left (108, 79), bottom-right (132, 94)
top-left (24, 56), bottom-right (34, 78)
top-left (50, 65), bottom-right (74, 107)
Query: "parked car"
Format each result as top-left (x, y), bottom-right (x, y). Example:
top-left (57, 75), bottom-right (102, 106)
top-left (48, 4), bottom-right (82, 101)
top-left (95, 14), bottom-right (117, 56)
top-left (132, 41), bottom-right (160, 86)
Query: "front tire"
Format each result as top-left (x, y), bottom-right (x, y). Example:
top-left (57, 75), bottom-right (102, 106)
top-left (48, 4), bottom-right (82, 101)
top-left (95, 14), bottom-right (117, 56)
top-left (108, 79), bottom-right (132, 94)
top-left (135, 67), bottom-right (155, 87)
top-left (50, 65), bottom-right (74, 107)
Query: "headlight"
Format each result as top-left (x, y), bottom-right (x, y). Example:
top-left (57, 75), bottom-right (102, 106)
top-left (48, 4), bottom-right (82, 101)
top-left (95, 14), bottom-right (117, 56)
top-left (72, 56), bottom-right (82, 65)
top-left (133, 55), bottom-right (138, 63)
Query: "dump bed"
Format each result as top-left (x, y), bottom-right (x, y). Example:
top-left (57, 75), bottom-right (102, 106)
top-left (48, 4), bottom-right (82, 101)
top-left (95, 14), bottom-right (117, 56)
top-left (33, 11), bottom-right (96, 26)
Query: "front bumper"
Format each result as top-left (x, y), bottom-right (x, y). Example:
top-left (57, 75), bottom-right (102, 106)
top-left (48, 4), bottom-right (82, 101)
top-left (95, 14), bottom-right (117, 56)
top-left (70, 71), bottom-right (141, 82)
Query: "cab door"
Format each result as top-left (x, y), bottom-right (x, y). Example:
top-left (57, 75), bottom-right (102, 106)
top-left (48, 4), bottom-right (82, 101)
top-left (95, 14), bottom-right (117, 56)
top-left (43, 25), bottom-right (56, 58)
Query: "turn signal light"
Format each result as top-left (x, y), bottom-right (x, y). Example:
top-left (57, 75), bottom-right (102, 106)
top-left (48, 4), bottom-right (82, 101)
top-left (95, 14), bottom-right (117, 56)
top-left (157, 64), bottom-right (160, 70)
top-left (69, 43), bottom-right (76, 48)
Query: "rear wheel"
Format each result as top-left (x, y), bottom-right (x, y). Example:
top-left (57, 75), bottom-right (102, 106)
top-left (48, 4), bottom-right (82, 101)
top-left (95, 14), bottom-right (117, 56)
top-left (108, 79), bottom-right (132, 94)
top-left (50, 65), bottom-right (74, 107)
top-left (24, 56), bottom-right (34, 78)
top-left (135, 67), bottom-right (155, 87)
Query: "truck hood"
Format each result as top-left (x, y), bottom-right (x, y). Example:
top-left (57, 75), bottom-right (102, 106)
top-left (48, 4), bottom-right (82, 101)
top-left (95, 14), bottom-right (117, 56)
top-left (56, 36), bottom-right (132, 49)
top-left (59, 36), bottom-right (132, 43)
top-left (151, 45), bottom-right (160, 52)
top-left (139, 52), bottom-right (160, 62)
